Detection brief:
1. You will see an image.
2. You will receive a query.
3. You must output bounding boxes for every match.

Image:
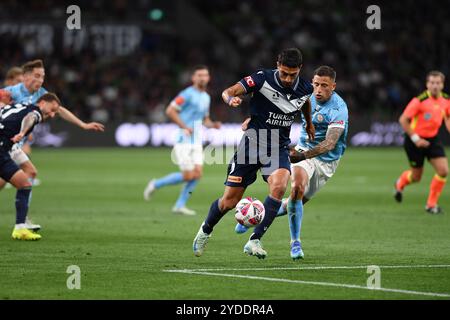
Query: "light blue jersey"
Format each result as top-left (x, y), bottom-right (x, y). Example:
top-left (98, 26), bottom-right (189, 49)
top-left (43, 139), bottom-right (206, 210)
top-left (3, 83), bottom-right (48, 105)
top-left (298, 92), bottom-right (348, 162)
top-left (173, 86), bottom-right (210, 144)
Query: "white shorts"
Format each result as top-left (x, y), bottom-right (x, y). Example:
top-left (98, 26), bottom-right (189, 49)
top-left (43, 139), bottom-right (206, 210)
top-left (291, 157), bottom-right (339, 200)
top-left (172, 143), bottom-right (203, 171)
top-left (9, 144), bottom-right (30, 166)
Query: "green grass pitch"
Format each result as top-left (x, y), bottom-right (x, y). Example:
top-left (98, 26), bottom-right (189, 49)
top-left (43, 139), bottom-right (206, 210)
top-left (0, 147), bottom-right (449, 299)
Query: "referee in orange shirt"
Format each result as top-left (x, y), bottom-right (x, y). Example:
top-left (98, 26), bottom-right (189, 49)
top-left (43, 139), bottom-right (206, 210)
top-left (395, 71), bottom-right (450, 214)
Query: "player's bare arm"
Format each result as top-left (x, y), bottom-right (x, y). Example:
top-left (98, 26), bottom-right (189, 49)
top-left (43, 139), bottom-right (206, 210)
top-left (11, 113), bottom-right (39, 143)
top-left (221, 83), bottom-right (245, 107)
top-left (399, 113), bottom-right (430, 148)
top-left (301, 99), bottom-right (315, 141)
top-left (203, 116), bottom-right (221, 129)
top-left (166, 103), bottom-right (193, 135)
top-left (289, 127), bottom-right (344, 163)
top-left (58, 106), bottom-right (105, 132)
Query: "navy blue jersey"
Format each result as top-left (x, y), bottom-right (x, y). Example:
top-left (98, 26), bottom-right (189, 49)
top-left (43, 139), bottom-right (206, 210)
top-left (239, 69), bottom-right (313, 147)
top-left (0, 103), bottom-right (42, 150)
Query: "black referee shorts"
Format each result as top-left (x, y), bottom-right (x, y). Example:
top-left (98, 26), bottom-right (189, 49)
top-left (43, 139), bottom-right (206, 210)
top-left (403, 134), bottom-right (446, 168)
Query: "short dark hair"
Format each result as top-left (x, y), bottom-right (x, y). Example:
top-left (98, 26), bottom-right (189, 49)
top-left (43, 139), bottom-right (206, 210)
top-left (22, 59), bottom-right (44, 74)
top-left (314, 65), bottom-right (336, 81)
top-left (192, 65), bottom-right (209, 73)
top-left (37, 92), bottom-right (61, 106)
top-left (277, 48), bottom-right (303, 68)
top-left (427, 70), bottom-right (445, 82)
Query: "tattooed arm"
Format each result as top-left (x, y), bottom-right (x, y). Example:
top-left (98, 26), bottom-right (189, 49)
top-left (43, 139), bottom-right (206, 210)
top-left (11, 112), bottom-right (40, 143)
top-left (289, 127), bottom-right (345, 163)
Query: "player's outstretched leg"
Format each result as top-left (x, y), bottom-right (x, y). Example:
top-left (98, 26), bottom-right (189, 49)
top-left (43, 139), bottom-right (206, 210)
top-left (394, 169), bottom-right (422, 203)
top-left (235, 198), bottom-right (288, 234)
top-left (194, 187), bottom-right (244, 256)
top-left (244, 196), bottom-right (282, 259)
top-left (288, 198), bottom-right (304, 260)
top-left (425, 174), bottom-right (446, 214)
top-left (173, 179), bottom-right (199, 216)
top-left (143, 172), bottom-right (183, 201)
top-left (193, 198), bottom-right (226, 256)
top-left (394, 170), bottom-right (411, 202)
top-left (9, 170), bottom-right (41, 240)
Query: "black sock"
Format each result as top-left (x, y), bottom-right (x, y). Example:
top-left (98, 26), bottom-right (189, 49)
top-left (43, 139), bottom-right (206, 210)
top-left (16, 188), bottom-right (32, 224)
top-left (202, 198), bottom-right (227, 234)
top-left (250, 196), bottom-right (282, 240)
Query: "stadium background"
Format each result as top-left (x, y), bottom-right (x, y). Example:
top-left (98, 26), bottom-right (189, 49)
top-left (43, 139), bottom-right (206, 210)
top-left (1, 0), bottom-right (450, 301)
top-left (1, 0), bottom-right (449, 148)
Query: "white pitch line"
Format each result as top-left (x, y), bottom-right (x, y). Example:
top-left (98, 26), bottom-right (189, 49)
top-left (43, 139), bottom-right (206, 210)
top-left (164, 264), bottom-right (450, 272)
top-left (164, 269), bottom-right (450, 298)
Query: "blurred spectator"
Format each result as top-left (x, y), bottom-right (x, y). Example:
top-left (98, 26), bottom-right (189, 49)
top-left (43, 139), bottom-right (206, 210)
top-left (0, 0), bottom-right (448, 123)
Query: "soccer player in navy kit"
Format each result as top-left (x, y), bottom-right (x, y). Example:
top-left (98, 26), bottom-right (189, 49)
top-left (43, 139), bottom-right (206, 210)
top-left (193, 48), bottom-right (315, 259)
top-left (0, 93), bottom-right (61, 240)
top-left (234, 66), bottom-right (349, 261)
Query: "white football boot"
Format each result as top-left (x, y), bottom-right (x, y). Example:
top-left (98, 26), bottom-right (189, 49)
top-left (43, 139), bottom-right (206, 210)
top-left (172, 206), bottom-right (196, 216)
top-left (143, 179), bottom-right (156, 201)
top-left (25, 217), bottom-right (41, 232)
top-left (193, 223), bottom-right (211, 257)
top-left (243, 239), bottom-right (267, 259)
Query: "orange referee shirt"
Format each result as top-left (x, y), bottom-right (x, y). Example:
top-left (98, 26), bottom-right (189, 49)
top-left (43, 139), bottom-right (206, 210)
top-left (402, 91), bottom-right (450, 138)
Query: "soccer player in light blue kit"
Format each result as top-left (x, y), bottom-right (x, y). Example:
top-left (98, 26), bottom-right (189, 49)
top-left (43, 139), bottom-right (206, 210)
top-left (0, 59), bottom-right (105, 231)
top-left (235, 66), bottom-right (349, 260)
top-left (143, 65), bottom-right (221, 215)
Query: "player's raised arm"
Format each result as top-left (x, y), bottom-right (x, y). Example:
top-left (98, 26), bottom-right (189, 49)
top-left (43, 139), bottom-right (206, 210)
top-left (221, 83), bottom-right (245, 107)
top-left (11, 112), bottom-right (40, 143)
top-left (301, 99), bottom-right (315, 141)
top-left (58, 106), bottom-right (105, 132)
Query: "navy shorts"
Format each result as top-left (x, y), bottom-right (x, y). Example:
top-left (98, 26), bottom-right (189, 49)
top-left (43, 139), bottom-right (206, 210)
top-left (224, 136), bottom-right (291, 188)
top-left (0, 149), bottom-right (20, 181)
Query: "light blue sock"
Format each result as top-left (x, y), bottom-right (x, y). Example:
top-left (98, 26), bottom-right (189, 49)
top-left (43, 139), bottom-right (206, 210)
top-left (276, 199), bottom-right (288, 217)
top-left (287, 198), bottom-right (303, 241)
top-left (174, 179), bottom-right (199, 209)
top-left (154, 172), bottom-right (184, 189)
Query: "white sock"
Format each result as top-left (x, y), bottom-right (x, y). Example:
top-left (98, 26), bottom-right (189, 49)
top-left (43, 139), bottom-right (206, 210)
top-left (15, 223), bottom-right (26, 230)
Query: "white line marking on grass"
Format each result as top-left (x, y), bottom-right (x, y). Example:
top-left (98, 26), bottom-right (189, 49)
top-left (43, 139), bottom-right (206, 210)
top-left (164, 269), bottom-right (450, 298)
top-left (165, 264), bottom-right (450, 272)
top-left (163, 264), bottom-right (450, 298)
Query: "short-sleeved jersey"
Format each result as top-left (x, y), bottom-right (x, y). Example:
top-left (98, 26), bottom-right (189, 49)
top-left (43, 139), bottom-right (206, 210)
top-left (402, 91), bottom-right (450, 138)
top-left (239, 69), bottom-right (313, 147)
top-left (298, 92), bottom-right (348, 162)
top-left (3, 83), bottom-right (48, 105)
top-left (0, 103), bottom-right (42, 151)
top-left (173, 86), bottom-right (211, 144)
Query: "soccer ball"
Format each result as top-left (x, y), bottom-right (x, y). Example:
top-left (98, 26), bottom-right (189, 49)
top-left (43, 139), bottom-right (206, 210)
top-left (235, 197), bottom-right (265, 228)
